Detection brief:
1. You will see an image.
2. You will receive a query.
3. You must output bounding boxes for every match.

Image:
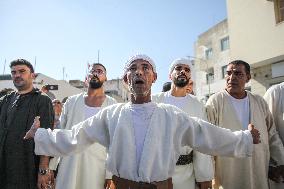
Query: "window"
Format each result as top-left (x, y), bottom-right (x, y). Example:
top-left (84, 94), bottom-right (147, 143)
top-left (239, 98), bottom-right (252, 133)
top-left (206, 67), bottom-right (214, 84)
top-left (222, 65), bottom-right (227, 78)
top-left (205, 48), bottom-right (213, 59)
top-left (220, 36), bottom-right (230, 51)
top-left (275, 0), bottom-right (284, 23)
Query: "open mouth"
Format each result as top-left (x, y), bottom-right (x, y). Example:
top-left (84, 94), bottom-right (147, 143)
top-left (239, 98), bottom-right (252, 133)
top-left (134, 79), bottom-right (145, 84)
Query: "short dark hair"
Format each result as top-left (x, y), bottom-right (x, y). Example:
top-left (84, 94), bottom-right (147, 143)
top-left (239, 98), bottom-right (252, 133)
top-left (162, 81), bottom-right (172, 92)
top-left (228, 60), bottom-right (250, 74)
top-left (92, 63), bottom-right (106, 72)
top-left (10, 59), bottom-right (34, 73)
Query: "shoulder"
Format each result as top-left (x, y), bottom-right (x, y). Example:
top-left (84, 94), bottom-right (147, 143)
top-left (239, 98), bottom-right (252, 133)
top-left (105, 95), bottom-right (117, 104)
top-left (64, 92), bottom-right (84, 104)
top-left (206, 90), bottom-right (226, 105)
top-left (248, 91), bottom-right (268, 109)
top-left (156, 102), bottom-right (184, 114)
top-left (151, 92), bottom-right (166, 102)
top-left (266, 83), bottom-right (284, 95)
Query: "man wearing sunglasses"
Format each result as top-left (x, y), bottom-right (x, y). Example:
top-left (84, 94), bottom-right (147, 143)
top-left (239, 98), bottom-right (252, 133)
top-left (48, 63), bottom-right (117, 189)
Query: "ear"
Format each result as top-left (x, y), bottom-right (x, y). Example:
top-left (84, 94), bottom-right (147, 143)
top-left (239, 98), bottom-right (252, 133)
top-left (123, 75), bottom-right (128, 84)
top-left (31, 73), bottom-right (36, 79)
top-left (152, 73), bottom-right (157, 83)
top-left (169, 73), bottom-right (172, 80)
top-left (246, 73), bottom-right (251, 83)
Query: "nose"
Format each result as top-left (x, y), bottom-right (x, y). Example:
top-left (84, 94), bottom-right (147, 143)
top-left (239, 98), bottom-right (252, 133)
top-left (135, 68), bottom-right (143, 76)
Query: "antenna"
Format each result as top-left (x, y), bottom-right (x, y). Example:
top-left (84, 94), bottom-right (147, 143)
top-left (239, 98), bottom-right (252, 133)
top-left (3, 59), bottom-right (6, 75)
top-left (34, 56), bottom-right (37, 72)
top-left (63, 67), bottom-right (65, 80)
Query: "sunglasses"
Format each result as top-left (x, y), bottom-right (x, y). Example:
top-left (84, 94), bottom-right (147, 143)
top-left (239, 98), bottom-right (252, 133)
top-left (53, 101), bottom-right (61, 105)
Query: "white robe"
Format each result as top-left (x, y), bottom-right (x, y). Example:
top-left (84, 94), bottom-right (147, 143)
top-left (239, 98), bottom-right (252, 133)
top-left (264, 82), bottom-right (284, 189)
top-left (49, 93), bottom-right (117, 189)
top-left (206, 90), bottom-right (284, 189)
top-left (36, 102), bottom-right (254, 183)
top-left (152, 92), bottom-right (214, 189)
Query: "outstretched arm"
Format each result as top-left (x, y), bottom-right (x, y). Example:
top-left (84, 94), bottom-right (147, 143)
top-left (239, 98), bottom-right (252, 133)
top-left (180, 116), bottom-right (260, 158)
top-left (24, 109), bottom-right (110, 157)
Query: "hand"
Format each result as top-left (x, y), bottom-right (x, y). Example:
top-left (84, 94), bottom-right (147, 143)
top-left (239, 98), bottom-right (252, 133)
top-left (49, 170), bottom-right (55, 188)
top-left (248, 124), bottom-right (261, 144)
top-left (104, 179), bottom-right (116, 189)
top-left (268, 166), bottom-right (282, 183)
top-left (198, 181), bottom-right (212, 189)
top-left (23, 116), bottom-right (40, 140)
top-left (37, 172), bottom-right (51, 189)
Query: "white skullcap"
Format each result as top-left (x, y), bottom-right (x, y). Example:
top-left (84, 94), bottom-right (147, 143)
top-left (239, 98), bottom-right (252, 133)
top-left (122, 54), bottom-right (157, 78)
top-left (169, 58), bottom-right (193, 74)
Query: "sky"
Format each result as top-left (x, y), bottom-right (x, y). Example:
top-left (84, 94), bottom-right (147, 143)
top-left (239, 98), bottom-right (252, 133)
top-left (0, 0), bottom-right (227, 93)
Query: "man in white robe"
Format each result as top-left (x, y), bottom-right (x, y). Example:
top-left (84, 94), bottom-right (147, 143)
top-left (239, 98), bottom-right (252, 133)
top-left (152, 58), bottom-right (213, 189)
top-left (25, 54), bottom-right (261, 189)
top-left (206, 60), bottom-right (284, 189)
top-left (49, 63), bottom-right (117, 189)
top-left (264, 82), bottom-right (284, 189)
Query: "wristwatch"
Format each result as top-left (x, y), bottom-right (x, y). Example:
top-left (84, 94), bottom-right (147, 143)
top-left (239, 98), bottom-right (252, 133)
top-left (38, 168), bottom-right (50, 175)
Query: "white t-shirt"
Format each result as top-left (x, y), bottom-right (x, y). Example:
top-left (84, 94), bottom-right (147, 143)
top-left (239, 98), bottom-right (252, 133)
top-left (228, 93), bottom-right (250, 130)
top-left (84, 104), bottom-right (101, 119)
top-left (163, 91), bottom-right (188, 109)
top-left (129, 102), bottom-right (156, 167)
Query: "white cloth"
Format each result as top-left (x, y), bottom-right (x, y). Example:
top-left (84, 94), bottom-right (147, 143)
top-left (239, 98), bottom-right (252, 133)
top-left (37, 102), bottom-right (253, 183)
top-left (129, 102), bottom-right (156, 166)
top-left (84, 104), bottom-right (101, 119)
top-left (264, 82), bottom-right (284, 189)
top-left (227, 91), bottom-right (250, 130)
top-left (49, 93), bottom-right (117, 189)
top-left (152, 92), bottom-right (214, 189)
top-left (206, 90), bottom-right (284, 189)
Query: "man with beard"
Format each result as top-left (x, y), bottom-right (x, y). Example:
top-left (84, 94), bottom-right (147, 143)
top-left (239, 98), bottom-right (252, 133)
top-left (25, 54), bottom-right (261, 189)
top-left (48, 63), bottom-right (117, 189)
top-left (152, 58), bottom-right (213, 189)
top-left (206, 60), bottom-right (284, 189)
top-left (0, 59), bottom-right (54, 189)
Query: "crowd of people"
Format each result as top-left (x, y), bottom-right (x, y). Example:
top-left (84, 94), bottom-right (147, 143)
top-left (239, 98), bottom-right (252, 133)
top-left (0, 55), bottom-right (283, 189)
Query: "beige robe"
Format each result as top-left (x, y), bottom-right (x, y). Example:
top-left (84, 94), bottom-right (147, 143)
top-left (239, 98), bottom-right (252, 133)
top-left (206, 90), bottom-right (284, 189)
top-left (49, 93), bottom-right (117, 189)
top-left (264, 82), bottom-right (284, 189)
top-left (35, 102), bottom-right (254, 183)
top-left (152, 92), bottom-right (214, 189)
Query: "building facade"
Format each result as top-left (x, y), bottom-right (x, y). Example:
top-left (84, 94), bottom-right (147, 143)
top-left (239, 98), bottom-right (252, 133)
top-left (226, 0), bottom-right (284, 95)
top-left (193, 19), bottom-right (231, 102)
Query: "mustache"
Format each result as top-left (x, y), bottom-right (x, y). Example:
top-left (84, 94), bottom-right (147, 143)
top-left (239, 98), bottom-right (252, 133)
top-left (14, 77), bottom-right (23, 82)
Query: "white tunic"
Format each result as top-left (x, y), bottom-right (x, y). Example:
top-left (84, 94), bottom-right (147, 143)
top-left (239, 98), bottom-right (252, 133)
top-left (36, 102), bottom-right (253, 183)
top-left (152, 92), bottom-right (214, 189)
top-left (264, 82), bottom-right (284, 189)
top-left (206, 90), bottom-right (284, 189)
top-left (49, 93), bottom-right (117, 189)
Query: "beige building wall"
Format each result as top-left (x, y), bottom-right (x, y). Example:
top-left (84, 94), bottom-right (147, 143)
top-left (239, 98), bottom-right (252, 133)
top-left (227, 0), bottom-right (284, 95)
top-left (194, 19), bottom-right (230, 102)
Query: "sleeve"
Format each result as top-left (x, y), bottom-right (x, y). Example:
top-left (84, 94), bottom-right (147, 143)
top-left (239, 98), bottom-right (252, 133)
top-left (205, 96), bottom-right (220, 125)
top-left (59, 97), bottom-right (70, 129)
top-left (48, 97), bottom-right (70, 170)
top-left (179, 115), bottom-right (253, 158)
top-left (193, 102), bottom-right (214, 182)
top-left (37, 95), bottom-right (54, 130)
top-left (262, 98), bottom-right (284, 165)
top-left (35, 108), bottom-right (110, 157)
top-left (193, 150), bottom-right (214, 182)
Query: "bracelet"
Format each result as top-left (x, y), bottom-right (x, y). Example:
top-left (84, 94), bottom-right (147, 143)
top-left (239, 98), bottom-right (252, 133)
top-left (38, 168), bottom-right (50, 175)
